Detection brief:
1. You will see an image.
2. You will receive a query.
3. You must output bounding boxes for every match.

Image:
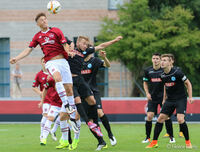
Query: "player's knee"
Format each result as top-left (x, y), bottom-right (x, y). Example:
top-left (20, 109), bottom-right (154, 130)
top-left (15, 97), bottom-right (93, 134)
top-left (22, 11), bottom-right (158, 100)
top-left (97, 109), bottom-right (104, 117)
top-left (147, 113), bottom-right (154, 121)
top-left (60, 112), bottom-right (69, 121)
top-left (86, 96), bottom-right (96, 105)
top-left (177, 117), bottom-right (185, 124)
top-left (157, 114), bottom-right (167, 123)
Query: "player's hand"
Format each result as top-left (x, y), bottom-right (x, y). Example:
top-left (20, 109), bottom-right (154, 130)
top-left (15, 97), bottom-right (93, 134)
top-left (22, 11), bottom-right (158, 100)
top-left (99, 50), bottom-right (106, 58)
top-left (10, 58), bottom-right (17, 64)
top-left (188, 97), bottom-right (194, 104)
top-left (68, 51), bottom-right (75, 58)
top-left (146, 93), bottom-right (152, 101)
top-left (115, 36), bottom-right (123, 42)
top-left (38, 101), bottom-right (43, 108)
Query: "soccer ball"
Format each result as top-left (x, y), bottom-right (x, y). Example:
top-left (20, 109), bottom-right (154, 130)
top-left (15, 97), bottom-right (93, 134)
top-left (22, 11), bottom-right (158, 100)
top-left (47, 0), bottom-right (61, 14)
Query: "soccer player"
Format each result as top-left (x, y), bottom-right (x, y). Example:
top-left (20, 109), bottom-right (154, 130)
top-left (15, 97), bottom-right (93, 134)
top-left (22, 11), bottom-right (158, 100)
top-left (142, 53), bottom-right (175, 143)
top-left (32, 57), bottom-right (51, 141)
top-left (146, 54), bottom-right (194, 149)
top-left (67, 36), bottom-right (122, 150)
top-left (10, 12), bottom-right (75, 114)
top-left (163, 53), bottom-right (184, 138)
top-left (81, 50), bottom-right (117, 148)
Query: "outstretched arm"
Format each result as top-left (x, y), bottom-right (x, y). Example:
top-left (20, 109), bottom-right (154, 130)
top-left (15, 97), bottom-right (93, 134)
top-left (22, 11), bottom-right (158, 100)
top-left (94, 36), bottom-right (123, 52)
top-left (10, 47), bottom-right (33, 64)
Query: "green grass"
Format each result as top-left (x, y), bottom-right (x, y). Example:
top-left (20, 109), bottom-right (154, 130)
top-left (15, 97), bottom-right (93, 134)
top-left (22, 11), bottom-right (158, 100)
top-left (0, 123), bottom-right (199, 152)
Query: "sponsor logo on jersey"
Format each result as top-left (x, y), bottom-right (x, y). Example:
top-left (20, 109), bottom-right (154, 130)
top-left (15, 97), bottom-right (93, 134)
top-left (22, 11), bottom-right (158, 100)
top-left (165, 82), bottom-right (175, 87)
top-left (72, 50), bottom-right (84, 57)
top-left (81, 69), bottom-right (92, 74)
top-left (49, 33), bottom-right (54, 38)
top-left (42, 37), bottom-right (55, 45)
top-left (87, 63), bottom-right (92, 68)
top-left (151, 78), bottom-right (162, 82)
top-left (171, 76), bottom-right (176, 81)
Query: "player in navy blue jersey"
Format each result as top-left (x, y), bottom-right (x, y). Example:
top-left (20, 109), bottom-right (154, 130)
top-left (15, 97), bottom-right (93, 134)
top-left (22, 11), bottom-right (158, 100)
top-left (143, 53), bottom-right (175, 144)
top-left (81, 50), bottom-right (117, 148)
top-left (146, 54), bottom-right (194, 149)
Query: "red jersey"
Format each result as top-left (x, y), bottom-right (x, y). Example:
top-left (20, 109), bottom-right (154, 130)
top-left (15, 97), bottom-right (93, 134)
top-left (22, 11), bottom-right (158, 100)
top-left (32, 70), bottom-right (51, 104)
top-left (29, 27), bottom-right (68, 62)
top-left (44, 77), bottom-right (62, 107)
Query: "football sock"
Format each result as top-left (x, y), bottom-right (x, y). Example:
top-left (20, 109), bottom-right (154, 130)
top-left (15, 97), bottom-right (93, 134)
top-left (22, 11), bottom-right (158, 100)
top-left (88, 105), bottom-right (99, 125)
top-left (60, 120), bottom-right (69, 141)
top-left (153, 122), bottom-right (163, 140)
top-left (165, 118), bottom-right (174, 137)
top-left (76, 103), bottom-right (89, 123)
top-left (43, 120), bottom-right (53, 139)
top-left (179, 122), bottom-right (189, 140)
top-left (100, 114), bottom-right (113, 137)
top-left (145, 120), bottom-right (152, 139)
top-left (40, 116), bottom-right (47, 137)
top-left (55, 82), bottom-right (68, 104)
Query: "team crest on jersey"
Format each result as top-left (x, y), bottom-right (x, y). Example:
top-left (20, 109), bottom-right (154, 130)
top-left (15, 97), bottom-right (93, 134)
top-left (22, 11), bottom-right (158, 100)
top-left (39, 35), bottom-right (42, 39)
top-left (87, 63), bottom-right (92, 68)
top-left (49, 33), bottom-right (54, 38)
top-left (171, 76), bottom-right (176, 81)
top-left (42, 77), bottom-right (45, 80)
top-left (83, 51), bottom-right (86, 55)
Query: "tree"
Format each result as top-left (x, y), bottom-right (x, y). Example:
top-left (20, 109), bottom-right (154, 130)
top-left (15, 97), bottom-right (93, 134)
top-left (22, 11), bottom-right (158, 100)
top-left (97, 0), bottom-right (200, 96)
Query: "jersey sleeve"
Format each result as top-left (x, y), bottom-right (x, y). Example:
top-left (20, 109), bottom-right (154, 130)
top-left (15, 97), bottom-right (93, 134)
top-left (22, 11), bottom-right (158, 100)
top-left (143, 69), bottom-right (149, 82)
top-left (85, 46), bottom-right (95, 55)
top-left (177, 68), bottom-right (187, 82)
top-left (29, 34), bottom-right (39, 48)
top-left (55, 28), bottom-right (67, 44)
top-left (32, 74), bottom-right (39, 87)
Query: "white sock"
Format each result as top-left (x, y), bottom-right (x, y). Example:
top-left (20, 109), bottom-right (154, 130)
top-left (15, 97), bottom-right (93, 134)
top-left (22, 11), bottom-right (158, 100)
top-left (68, 96), bottom-right (75, 105)
top-left (43, 120), bottom-right (53, 139)
top-left (40, 116), bottom-right (47, 138)
top-left (74, 119), bottom-right (81, 140)
top-left (51, 116), bottom-right (60, 134)
top-left (55, 82), bottom-right (68, 104)
top-left (60, 120), bottom-right (69, 141)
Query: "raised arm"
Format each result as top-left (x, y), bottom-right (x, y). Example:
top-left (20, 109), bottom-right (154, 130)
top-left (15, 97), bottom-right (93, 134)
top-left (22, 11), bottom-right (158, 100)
top-left (94, 36), bottom-right (123, 52)
top-left (10, 47), bottom-right (33, 64)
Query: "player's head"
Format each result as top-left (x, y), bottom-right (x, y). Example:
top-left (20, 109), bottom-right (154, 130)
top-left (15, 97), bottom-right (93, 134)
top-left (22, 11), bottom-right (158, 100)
top-left (35, 13), bottom-right (48, 29)
top-left (152, 52), bottom-right (161, 67)
top-left (76, 36), bottom-right (90, 51)
top-left (168, 53), bottom-right (175, 66)
top-left (161, 54), bottom-right (172, 69)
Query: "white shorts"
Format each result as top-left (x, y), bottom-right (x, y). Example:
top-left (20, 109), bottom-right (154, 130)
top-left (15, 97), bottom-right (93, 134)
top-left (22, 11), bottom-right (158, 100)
top-left (42, 103), bottom-right (51, 114)
top-left (48, 106), bottom-right (61, 118)
top-left (45, 59), bottom-right (72, 84)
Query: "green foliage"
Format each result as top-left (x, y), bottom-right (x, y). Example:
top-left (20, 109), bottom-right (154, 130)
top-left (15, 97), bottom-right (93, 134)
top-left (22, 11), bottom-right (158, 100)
top-left (97, 0), bottom-right (200, 96)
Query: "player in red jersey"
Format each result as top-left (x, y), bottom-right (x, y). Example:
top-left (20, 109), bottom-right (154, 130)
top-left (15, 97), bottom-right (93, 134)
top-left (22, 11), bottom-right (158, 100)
top-left (10, 13), bottom-right (76, 141)
top-left (32, 58), bottom-right (51, 141)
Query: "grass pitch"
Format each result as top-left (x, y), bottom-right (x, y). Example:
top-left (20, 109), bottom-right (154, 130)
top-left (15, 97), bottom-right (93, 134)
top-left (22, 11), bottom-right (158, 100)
top-left (0, 123), bottom-right (199, 152)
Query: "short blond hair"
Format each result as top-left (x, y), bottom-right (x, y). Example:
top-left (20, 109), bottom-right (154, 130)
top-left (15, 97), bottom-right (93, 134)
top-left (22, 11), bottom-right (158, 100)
top-left (161, 54), bottom-right (172, 61)
top-left (77, 36), bottom-right (89, 42)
